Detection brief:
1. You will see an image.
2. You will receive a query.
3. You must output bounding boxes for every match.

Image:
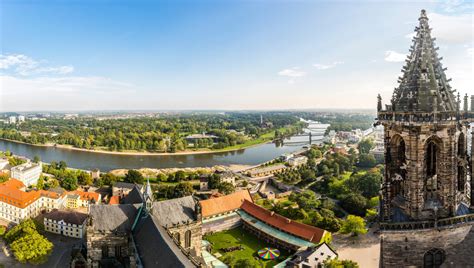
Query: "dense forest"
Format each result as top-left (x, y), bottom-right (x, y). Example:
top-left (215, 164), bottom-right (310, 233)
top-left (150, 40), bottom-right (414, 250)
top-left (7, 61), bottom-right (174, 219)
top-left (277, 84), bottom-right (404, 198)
top-left (0, 112), bottom-right (304, 153)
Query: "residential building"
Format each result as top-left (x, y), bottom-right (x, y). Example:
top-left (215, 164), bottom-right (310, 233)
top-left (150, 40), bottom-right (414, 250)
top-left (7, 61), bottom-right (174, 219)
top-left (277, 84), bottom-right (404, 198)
top-left (283, 243), bottom-right (337, 268)
top-left (17, 115), bottom-right (25, 123)
top-left (288, 156), bottom-right (308, 167)
top-left (112, 182), bottom-right (142, 199)
top-left (44, 209), bottom-right (88, 238)
top-left (219, 171), bottom-right (236, 186)
top-left (8, 116), bottom-right (16, 124)
top-left (199, 177), bottom-right (208, 191)
top-left (200, 190), bottom-right (253, 233)
top-left (10, 162), bottom-right (42, 187)
top-left (247, 164), bottom-right (286, 177)
top-left (0, 179), bottom-right (66, 224)
top-left (64, 190), bottom-right (101, 209)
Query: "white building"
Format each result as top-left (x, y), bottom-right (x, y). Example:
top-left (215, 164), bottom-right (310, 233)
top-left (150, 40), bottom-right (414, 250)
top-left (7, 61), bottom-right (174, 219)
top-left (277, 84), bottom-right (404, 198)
top-left (0, 158), bottom-right (9, 171)
top-left (8, 116), bottom-right (16, 124)
top-left (220, 171), bottom-right (236, 186)
top-left (10, 162), bottom-right (42, 187)
top-left (283, 242), bottom-right (337, 268)
top-left (288, 156), bottom-right (308, 167)
top-left (17, 115), bottom-right (25, 123)
top-left (0, 179), bottom-right (66, 224)
top-left (44, 209), bottom-right (88, 238)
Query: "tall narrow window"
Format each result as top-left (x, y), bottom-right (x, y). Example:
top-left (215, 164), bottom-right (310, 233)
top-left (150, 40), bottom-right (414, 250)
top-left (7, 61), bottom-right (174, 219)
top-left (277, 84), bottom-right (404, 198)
top-left (457, 166), bottom-right (465, 192)
top-left (426, 141), bottom-right (437, 178)
top-left (185, 230), bottom-right (192, 248)
top-left (458, 133), bottom-right (465, 157)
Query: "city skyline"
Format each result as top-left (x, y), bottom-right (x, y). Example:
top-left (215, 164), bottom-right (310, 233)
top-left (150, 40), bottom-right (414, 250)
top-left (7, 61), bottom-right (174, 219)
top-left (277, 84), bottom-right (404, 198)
top-left (1, 0), bottom-right (472, 112)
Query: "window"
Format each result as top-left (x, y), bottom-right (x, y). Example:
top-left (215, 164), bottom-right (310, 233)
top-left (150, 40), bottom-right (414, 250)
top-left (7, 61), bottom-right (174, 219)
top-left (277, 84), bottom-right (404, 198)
top-left (424, 248), bottom-right (445, 268)
top-left (101, 246), bottom-right (108, 258)
top-left (185, 230), bottom-right (192, 248)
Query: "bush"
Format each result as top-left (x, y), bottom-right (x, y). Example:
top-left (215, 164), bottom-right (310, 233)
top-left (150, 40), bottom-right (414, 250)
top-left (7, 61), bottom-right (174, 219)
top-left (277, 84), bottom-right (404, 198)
top-left (340, 193), bottom-right (368, 216)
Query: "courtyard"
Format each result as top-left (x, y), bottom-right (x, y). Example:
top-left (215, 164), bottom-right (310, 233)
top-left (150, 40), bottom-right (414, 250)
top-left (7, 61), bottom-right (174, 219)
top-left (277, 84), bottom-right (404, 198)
top-left (204, 227), bottom-right (290, 268)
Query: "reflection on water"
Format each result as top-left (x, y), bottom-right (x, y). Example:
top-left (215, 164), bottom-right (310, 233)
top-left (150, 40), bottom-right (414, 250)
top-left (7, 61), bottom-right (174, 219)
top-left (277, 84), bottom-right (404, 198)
top-left (0, 122), bottom-right (329, 171)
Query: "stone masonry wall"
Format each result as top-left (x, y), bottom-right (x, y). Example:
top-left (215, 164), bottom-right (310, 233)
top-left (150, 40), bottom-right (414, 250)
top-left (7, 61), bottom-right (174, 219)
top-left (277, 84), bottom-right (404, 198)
top-left (380, 222), bottom-right (474, 267)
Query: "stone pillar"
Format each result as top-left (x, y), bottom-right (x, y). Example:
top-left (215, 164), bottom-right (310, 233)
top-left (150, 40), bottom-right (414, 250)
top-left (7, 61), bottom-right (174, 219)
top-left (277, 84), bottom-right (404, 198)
top-left (471, 95), bottom-right (474, 112)
top-left (471, 128), bottom-right (474, 207)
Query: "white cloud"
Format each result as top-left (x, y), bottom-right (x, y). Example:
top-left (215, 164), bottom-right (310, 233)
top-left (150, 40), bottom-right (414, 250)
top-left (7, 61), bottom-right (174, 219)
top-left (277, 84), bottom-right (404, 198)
top-left (278, 67), bottom-right (306, 77)
top-left (467, 48), bottom-right (473, 57)
top-left (313, 61), bottom-right (344, 70)
top-left (384, 50), bottom-right (407, 62)
top-left (405, 32), bottom-right (416, 39)
top-left (440, 0), bottom-right (472, 13)
top-left (0, 54), bottom-right (74, 76)
top-left (429, 12), bottom-right (473, 44)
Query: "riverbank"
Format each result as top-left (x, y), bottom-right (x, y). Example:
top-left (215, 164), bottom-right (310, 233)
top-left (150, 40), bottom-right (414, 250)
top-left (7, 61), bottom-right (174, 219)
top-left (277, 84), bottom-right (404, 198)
top-left (0, 137), bottom-right (274, 156)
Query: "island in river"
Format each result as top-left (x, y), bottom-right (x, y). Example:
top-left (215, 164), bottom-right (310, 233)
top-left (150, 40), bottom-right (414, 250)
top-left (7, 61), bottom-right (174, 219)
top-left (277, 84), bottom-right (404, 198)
top-left (0, 112), bottom-right (305, 154)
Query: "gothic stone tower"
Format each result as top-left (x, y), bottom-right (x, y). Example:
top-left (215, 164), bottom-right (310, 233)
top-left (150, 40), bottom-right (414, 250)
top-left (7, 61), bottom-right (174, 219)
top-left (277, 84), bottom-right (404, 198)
top-left (377, 10), bottom-right (474, 267)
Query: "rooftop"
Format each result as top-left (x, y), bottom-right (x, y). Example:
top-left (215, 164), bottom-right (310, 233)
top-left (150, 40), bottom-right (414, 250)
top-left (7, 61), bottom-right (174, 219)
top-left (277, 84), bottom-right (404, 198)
top-left (44, 209), bottom-right (88, 225)
top-left (199, 190), bottom-right (253, 218)
top-left (152, 196), bottom-right (197, 227)
top-left (89, 204), bottom-right (139, 232)
top-left (240, 199), bottom-right (326, 244)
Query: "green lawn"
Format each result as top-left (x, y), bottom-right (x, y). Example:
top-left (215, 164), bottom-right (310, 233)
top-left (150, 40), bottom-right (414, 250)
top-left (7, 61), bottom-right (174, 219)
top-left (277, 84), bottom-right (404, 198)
top-left (204, 227), bottom-right (290, 268)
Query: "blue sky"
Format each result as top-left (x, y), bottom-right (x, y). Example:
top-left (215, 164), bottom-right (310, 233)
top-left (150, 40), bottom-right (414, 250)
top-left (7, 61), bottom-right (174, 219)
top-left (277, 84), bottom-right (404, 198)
top-left (1, 0), bottom-right (472, 111)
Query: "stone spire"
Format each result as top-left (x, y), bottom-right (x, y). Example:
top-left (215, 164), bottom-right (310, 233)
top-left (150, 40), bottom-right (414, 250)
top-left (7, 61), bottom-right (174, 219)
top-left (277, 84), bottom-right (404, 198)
top-left (390, 9), bottom-right (457, 113)
top-left (144, 178), bottom-right (153, 211)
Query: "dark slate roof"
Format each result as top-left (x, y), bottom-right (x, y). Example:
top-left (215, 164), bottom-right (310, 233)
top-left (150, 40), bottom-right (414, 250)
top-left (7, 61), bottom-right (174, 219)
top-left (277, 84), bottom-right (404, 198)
top-left (390, 10), bottom-right (457, 113)
top-left (133, 214), bottom-right (195, 268)
top-left (122, 185), bottom-right (144, 205)
top-left (114, 182), bottom-right (141, 190)
top-left (44, 209), bottom-right (88, 225)
top-left (89, 204), bottom-right (138, 232)
top-left (152, 196), bottom-right (196, 228)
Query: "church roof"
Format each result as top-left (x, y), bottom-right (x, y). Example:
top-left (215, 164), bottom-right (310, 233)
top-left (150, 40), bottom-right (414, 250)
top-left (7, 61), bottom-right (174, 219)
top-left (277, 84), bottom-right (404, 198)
top-left (133, 214), bottom-right (196, 268)
top-left (390, 10), bottom-right (457, 113)
top-left (122, 185), bottom-right (144, 204)
top-left (152, 196), bottom-right (197, 227)
top-left (89, 204), bottom-right (139, 232)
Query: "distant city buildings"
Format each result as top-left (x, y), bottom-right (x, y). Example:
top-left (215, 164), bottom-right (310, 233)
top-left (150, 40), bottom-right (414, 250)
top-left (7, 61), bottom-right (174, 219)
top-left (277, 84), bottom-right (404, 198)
top-left (288, 156), bottom-right (308, 167)
top-left (10, 161), bottom-right (42, 187)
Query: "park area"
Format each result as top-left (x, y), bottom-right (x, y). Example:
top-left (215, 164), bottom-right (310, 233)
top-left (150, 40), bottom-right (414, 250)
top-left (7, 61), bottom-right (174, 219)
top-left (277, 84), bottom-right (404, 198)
top-left (204, 227), bottom-right (290, 268)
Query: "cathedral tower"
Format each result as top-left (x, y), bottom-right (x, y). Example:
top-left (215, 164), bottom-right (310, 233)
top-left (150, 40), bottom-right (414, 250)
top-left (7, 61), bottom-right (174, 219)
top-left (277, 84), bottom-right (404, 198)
top-left (377, 10), bottom-right (474, 267)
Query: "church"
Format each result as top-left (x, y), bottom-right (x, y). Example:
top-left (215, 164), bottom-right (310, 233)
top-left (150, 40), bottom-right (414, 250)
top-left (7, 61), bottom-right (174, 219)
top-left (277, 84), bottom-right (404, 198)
top-left (377, 10), bottom-right (474, 267)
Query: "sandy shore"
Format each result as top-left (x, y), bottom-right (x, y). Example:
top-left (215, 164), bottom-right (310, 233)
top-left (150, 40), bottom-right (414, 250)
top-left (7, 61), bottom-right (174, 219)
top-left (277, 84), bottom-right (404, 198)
top-left (0, 138), bottom-right (271, 156)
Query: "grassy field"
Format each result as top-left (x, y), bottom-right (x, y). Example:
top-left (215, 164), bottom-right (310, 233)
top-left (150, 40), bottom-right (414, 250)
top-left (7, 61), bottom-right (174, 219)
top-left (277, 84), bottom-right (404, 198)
top-left (204, 227), bottom-right (290, 268)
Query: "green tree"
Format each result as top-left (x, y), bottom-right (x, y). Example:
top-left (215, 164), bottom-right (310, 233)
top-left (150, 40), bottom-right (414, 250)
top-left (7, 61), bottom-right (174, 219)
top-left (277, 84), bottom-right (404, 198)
top-left (78, 172), bottom-right (93, 186)
top-left (10, 232), bottom-right (53, 264)
top-left (174, 182), bottom-right (194, 197)
top-left (341, 193), bottom-right (367, 216)
top-left (0, 173), bottom-right (9, 183)
top-left (340, 215), bottom-right (367, 236)
top-left (36, 177), bottom-right (44, 190)
top-left (61, 177), bottom-right (78, 191)
top-left (217, 182), bottom-right (235, 195)
top-left (33, 155), bottom-right (41, 163)
top-left (324, 258), bottom-right (359, 268)
top-left (102, 173), bottom-right (118, 186)
top-left (124, 169), bottom-right (144, 184)
top-left (357, 154), bottom-right (376, 168)
top-left (357, 139), bottom-right (374, 154)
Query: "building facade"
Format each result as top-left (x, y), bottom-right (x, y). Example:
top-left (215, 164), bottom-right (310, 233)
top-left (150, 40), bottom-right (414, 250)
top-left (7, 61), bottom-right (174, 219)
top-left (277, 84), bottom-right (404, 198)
top-left (377, 10), bottom-right (474, 267)
top-left (10, 162), bottom-right (42, 187)
top-left (44, 209), bottom-right (88, 238)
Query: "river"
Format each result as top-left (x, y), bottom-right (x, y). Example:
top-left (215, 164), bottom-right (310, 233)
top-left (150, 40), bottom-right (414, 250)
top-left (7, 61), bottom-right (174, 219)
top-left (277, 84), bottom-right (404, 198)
top-left (0, 122), bottom-right (329, 171)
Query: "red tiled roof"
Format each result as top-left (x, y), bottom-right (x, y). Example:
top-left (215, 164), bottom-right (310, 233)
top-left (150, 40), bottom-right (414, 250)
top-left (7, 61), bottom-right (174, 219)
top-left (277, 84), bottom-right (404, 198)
top-left (200, 190), bottom-right (253, 217)
top-left (68, 190), bottom-right (100, 202)
top-left (240, 199), bottom-right (326, 243)
top-left (109, 195), bottom-right (120, 205)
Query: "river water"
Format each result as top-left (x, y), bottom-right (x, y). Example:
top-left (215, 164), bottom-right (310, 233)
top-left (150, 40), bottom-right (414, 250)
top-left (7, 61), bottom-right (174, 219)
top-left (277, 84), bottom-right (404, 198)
top-left (0, 122), bottom-right (329, 171)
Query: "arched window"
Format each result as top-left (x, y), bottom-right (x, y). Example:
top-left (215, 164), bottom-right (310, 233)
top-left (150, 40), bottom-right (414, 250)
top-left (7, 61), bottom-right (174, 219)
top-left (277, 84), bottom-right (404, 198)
top-left (174, 232), bottom-right (180, 244)
top-left (185, 230), bottom-right (192, 248)
top-left (423, 248), bottom-right (445, 268)
top-left (389, 135), bottom-right (406, 197)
